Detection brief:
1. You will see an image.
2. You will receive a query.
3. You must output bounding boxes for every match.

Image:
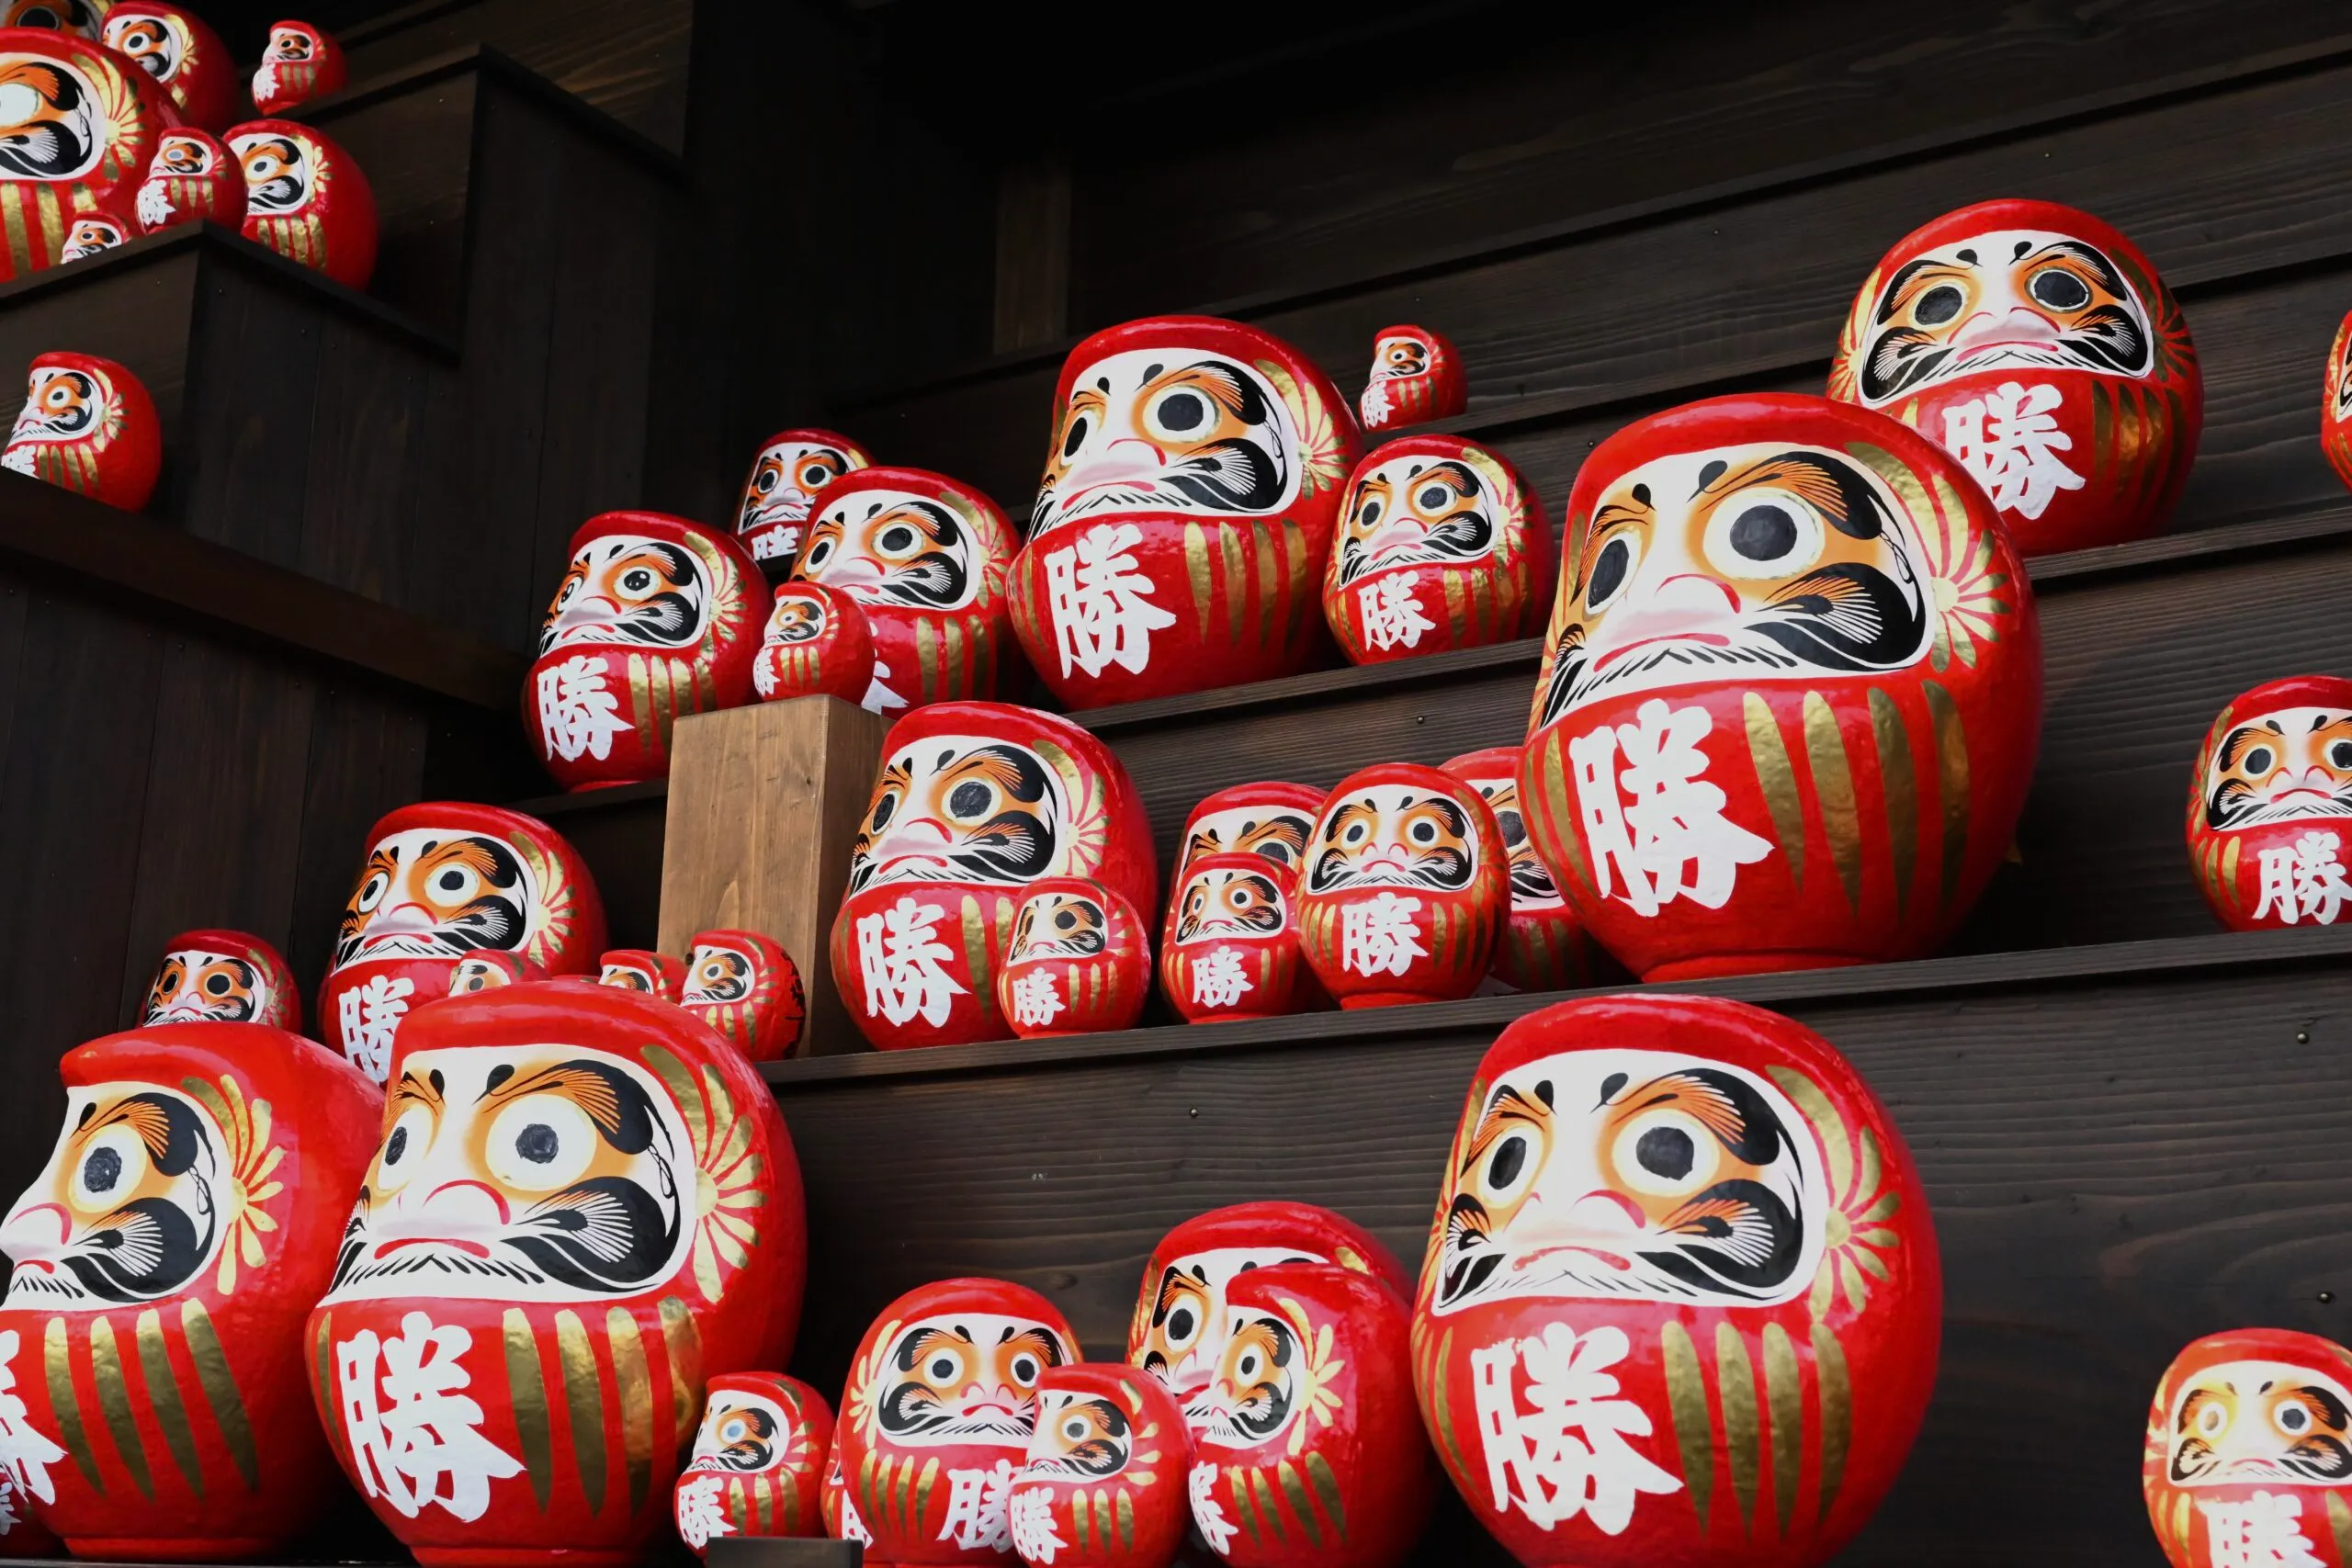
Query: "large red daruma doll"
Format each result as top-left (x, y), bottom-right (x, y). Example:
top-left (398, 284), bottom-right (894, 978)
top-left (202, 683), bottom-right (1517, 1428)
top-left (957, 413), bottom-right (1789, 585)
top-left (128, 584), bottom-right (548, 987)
top-left (526, 511), bottom-right (763, 790)
top-left (0, 28), bottom-right (167, 283)
top-left (3, 350), bottom-right (163, 511)
top-left (0, 1023), bottom-right (381, 1559)
top-left (1011, 315), bottom-right (1361, 708)
top-left (2185, 674), bottom-right (2352, 931)
top-left (2143, 1328), bottom-right (2352, 1568)
top-left (306, 982), bottom-right (806, 1566)
top-left (101, 4), bottom-right (236, 131)
top-left (317, 802), bottom-right (607, 1082)
top-left (226, 118), bottom-right (378, 290)
top-left (830, 702), bottom-right (1154, 1050)
top-left (1520, 393), bottom-right (2042, 981)
top-left (1411, 995), bottom-right (1940, 1567)
top-left (1827, 198), bottom-right (2200, 556)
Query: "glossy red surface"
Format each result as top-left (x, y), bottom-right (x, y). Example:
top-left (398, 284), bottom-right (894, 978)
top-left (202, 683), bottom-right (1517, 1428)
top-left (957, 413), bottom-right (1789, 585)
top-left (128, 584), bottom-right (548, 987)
top-left (996, 876), bottom-right (1150, 1038)
top-left (2143, 1327), bottom-right (2352, 1568)
top-left (3, 350), bottom-right (162, 511)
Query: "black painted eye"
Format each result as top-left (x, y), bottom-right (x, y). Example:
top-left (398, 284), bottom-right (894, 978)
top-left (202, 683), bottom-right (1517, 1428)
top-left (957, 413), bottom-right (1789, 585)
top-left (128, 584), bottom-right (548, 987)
top-left (805, 464), bottom-right (832, 487)
top-left (1636, 1125), bottom-right (1696, 1180)
top-left (1485, 1135), bottom-right (1525, 1192)
top-left (1011, 1353), bottom-right (1041, 1384)
top-left (876, 525), bottom-right (918, 556)
top-left (1417, 484), bottom-right (1451, 512)
top-left (2028, 268), bottom-right (2092, 311)
top-left (1168, 1307), bottom-right (1195, 1342)
top-left (1913, 284), bottom-right (1965, 325)
top-left (1146, 389), bottom-right (1209, 437)
top-left (753, 468), bottom-right (778, 495)
top-left (928, 1355), bottom-right (958, 1382)
top-left (203, 972), bottom-right (233, 996)
top-left (2245, 748), bottom-right (2277, 776)
top-left (1238, 1351), bottom-right (1260, 1380)
top-left (947, 781), bottom-right (994, 820)
top-left (81, 1146), bottom-right (121, 1194)
top-left (1230, 886), bottom-right (1253, 908)
top-left (2329, 741), bottom-right (2352, 771)
top-left (1054, 910), bottom-right (1077, 930)
top-left (1707, 492), bottom-right (1822, 579)
top-left (1409, 819), bottom-right (1438, 844)
top-left (1343, 823), bottom-right (1368, 843)
top-left (385, 1126), bottom-right (408, 1164)
top-left (803, 539), bottom-right (832, 569)
top-left (1585, 534), bottom-right (1634, 612)
top-left (2279, 1404), bottom-right (2312, 1436)
top-left (1060, 412), bottom-right (1091, 460)
top-left (619, 568), bottom-right (656, 594)
top-left (1355, 498), bottom-right (1383, 528)
top-left (1063, 1416), bottom-right (1088, 1440)
top-left (868, 791), bottom-right (898, 831)
top-left (1729, 504), bottom-right (1798, 562)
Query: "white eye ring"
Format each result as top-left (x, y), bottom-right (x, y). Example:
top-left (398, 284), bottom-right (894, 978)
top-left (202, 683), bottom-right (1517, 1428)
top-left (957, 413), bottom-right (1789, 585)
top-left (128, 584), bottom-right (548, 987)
top-left (71, 1124), bottom-right (152, 1211)
top-left (485, 1094), bottom-right (598, 1193)
top-left (1611, 1110), bottom-right (1721, 1199)
top-left (1702, 487), bottom-right (1826, 581)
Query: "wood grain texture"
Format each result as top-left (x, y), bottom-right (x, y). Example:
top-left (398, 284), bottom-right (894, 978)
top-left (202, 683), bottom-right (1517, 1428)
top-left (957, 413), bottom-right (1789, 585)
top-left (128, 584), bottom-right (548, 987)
top-left (304, 66), bottom-right (480, 335)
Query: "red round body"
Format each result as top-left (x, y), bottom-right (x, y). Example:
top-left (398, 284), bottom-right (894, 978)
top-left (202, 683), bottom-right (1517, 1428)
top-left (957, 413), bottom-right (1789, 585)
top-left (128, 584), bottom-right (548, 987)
top-left (2144, 1328), bottom-right (2352, 1567)
top-left (1358, 325), bottom-right (1465, 434)
top-left (1295, 762), bottom-right (1506, 1009)
top-left (248, 20), bottom-right (344, 115)
top-left (59, 205), bottom-right (130, 259)
top-left (0, 0), bottom-right (104, 33)
top-left (140, 927), bottom-right (300, 1029)
top-left (1159, 852), bottom-right (1310, 1024)
top-left (315, 801), bottom-right (607, 1083)
top-left (0, 28), bottom-right (166, 283)
top-left (752, 581), bottom-right (881, 709)
top-left (2327, 314), bottom-right (2352, 496)
top-left (526, 511), bottom-right (763, 790)
top-left (1441, 748), bottom-right (1613, 993)
top-left (1520, 393), bottom-right (2043, 981)
top-left (834, 1277), bottom-right (1081, 1565)
top-left (447, 951), bottom-right (545, 996)
top-left (673, 1372), bottom-right (833, 1554)
top-left (733, 428), bottom-right (872, 570)
top-left (2185, 674), bottom-right (2352, 931)
top-left (598, 948), bottom-right (684, 1002)
top-left (682, 928), bottom-right (804, 1062)
top-left (3, 350), bottom-right (162, 511)
top-left (1827, 198), bottom-right (2200, 556)
top-left (1011, 315), bottom-right (1361, 709)
top-left (305, 981), bottom-right (807, 1567)
top-left (1325, 435), bottom-right (1549, 665)
top-left (226, 118), bottom-right (377, 290)
top-left (0, 1023), bottom-right (383, 1559)
top-left (1175, 782), bottom-right (1329, 882)
top-left (830, 702), bottom-right (1155, 1050)
top-left (1187, 1263), bottom-right (1435, 1568)
top-left (995, 876), bottom-right (1149, 1038)
top-left (102, 4), bottom-right (236, 130)
top-left (1410, 995), bottom-right (1940, 1567)
top-left (1007, 1364), bottom-right (1189, 1568)
top-left (135, 129), bottom-right (239, 231)
top-left (789, 467), bottom-right (1019, 713)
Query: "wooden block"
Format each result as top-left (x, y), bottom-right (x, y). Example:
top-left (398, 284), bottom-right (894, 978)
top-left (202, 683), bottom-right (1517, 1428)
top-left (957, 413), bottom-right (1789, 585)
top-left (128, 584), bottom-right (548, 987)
top-left (659, 696), bottom-right (888, 1055)
top-left (707, 1534), bottom-right (862, 1568)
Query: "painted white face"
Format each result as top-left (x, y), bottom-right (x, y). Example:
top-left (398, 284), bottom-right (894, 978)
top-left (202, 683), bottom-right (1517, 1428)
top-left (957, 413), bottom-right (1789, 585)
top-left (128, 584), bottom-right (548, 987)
top-left (1009, 891), bottom-right (1109, 961)
top-left (1181, 802), bottom-right (1317, 873)
top-left (1025, 1387), bottom-right (1136, 1479)
top-left (142, 945), bottom-right (272, 1023)
top-left (681, 940), bottom-right (756, 1006)
top-left (2203, 706), bottom-right (2352, 831)
top-left (872, 1312), bottom-right (1076, 1449)
top-left (688, 1388), bottom-right (799, 1474)
top-left (797, 485), bottom-right (979, 612)
top-left (1366, 333), bottom-right (1432, 388)
top-left (1136, 1245), bottom-right (1328, 1400)
top-left (1335, 450), bottom-right (1498, 586)
top-left (1430, 1048), bottom-right (1828, 1316)
top-left (2169, 1359), bottom-right (2352, 1487)
top-left (1456, 770), bottom-right (1564, 911)
top-left (0, 1081), bottom-right (229, 1309)
top-left (0, 51), bottom-right (103, 178)
top-left (231, 130), bottom-right (311, 215)
top-left (58, 212), bottom-right (123, 260)
top-left (101, 11), bottom-right (187, 82)
top-left (1033, 347), bottom-right (1301, 536)
top-left (1305, 782), bottom-right (1481, 895)
top-left (739, 439), bottom-right (862, 536)
top-left (9, 362), bottom-right (107, 446)
top-left (1170, 864), bottom-right (1289, 946)
top-left (324, 1044), bottom-right (695, 1304)
top-left (1193, 1303), bottom-right (1304, 1449)
top-left (847, 734), bottom-right (1070, 892)
top-left (334, 824), bottom-right (544, 968)
top-left (541, 533), bottom-right (714, 653)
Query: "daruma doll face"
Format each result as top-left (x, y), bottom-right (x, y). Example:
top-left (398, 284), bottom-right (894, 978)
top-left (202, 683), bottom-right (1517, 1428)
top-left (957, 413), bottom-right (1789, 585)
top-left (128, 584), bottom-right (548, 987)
top-left (2145, 1328), bottom-right (2352, 1568)
top-left (2187, 675), bottom-right (2352, 932)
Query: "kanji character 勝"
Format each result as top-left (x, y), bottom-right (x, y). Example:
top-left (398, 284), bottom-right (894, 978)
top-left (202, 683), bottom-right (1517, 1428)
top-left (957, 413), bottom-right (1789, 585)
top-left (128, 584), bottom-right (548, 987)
top-left (938, 1461), bottom-right (1015, 1551)
top-left (1044, 524), bottom-right (1176, 679)
top-left (335, 1312), bottom-right (523, 1522)
top-left (2199, 1491), bottom-right (2324, 1568)
top-left (0, 1331), bottom-right (62, 1508)
top-left (1469, 1322), bottom-right (1681, 1535)
top-left (1358, 572), bottom-right (1437, 652)
top-left (1941, 380), bottom-right (2085, 521)
top-left (1190, 1462), bottom-right (1238, 1554)
top-left (855, 897), bottom-right (965, 1028)
top-left (535, 655), bottom-right (632, 763)
top-left (1570, 699), bottom-right (1772, 918)
top-left (674, 1474), bottom-right (735, 1550)
top-left (338, 973), bottom-right (414, 1081)
top-left (1340, 891), bottom-right (1427, 977)
top-left (2253, 831), bottom-right (2352, 926)
top-left (1009, 1484), bottom-right (1067, 1564)
top-left (1009, 968), bottom-right (1065, 1030)
top-left (1191, 946), bottom-right (1254, 1010)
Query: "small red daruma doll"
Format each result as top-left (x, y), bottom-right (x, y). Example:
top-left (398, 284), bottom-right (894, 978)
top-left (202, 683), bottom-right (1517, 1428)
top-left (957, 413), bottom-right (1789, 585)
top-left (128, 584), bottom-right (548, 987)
top-left (1411, 995), bottom-right (1940, 1567)
top-left (2325, 311), bottom-right (2352, 495)
top-left (58, 208), bottom-right (130, 260)
top-left (2186, 674), bottom-right (2352, 931)
top-left (1296, 762), bottom-right (1507, 1009)
top-left (1358, 324), bottom-right (1465, 434)
top-left (752, 580), bottom-right (883, 709)
top-left (831, 701), bottom-right (1155, 1050)
top-left (0, 1022), bottom-right (382, 1558)
top-left (1176, 781), bottom-right (1329, 882)
top-left (2143, 1328), bottom-right (2352, 1568)
top-left (1828, 198), bottom-right (2200, 555)
top-left (447, 950), bottom-right (544, 995)
top-left (140, 926), bottom-right (300, 1027)
top-left (0, 28), bottom-right (167, 282)
top-left (834, 1277), bottom-right (1081, 1564)
top-left (227, 118), bottom-right (378, 289)
top-left (316, 802), bottom-right (607, 1082)
top-left (135, 128), bottom-right (240, 231)
top-left (2, 350), bottom-right (162, 511)
top-left (1012, 315), bottom-right (1361, 709)
top-left (733, 427), bottom-right (872, 570)
top-left (683, 928), bottom-right (805, 1061)
top-left (527, 511), bottom-right (763, 790)
top-left (791, 466), bottom-right (1020, 713)
top-left (1159, 852), bottom-right (1311, 1024)
top-left (673, 1372), bottom-right (834, 1554)
top-left (599, 947), bottom-right (685, 1001)
top-left (1326, 434), bottom-right (1549, 665)
top-left (995, 876), bottom-right (1150, 1038)
top-left (1442, 748), bottom-right (1611, 993)
top-left (308, 981), bottom-right (807, 1566)
top-left (1007, 1364), bottom-right (1190, 1568)
top-left (1521, 393), bottom-right (2042, 981)
top-left (101, 3), bottom-right (237, 130)
top-left (248, 19), bottom-right (343, 114)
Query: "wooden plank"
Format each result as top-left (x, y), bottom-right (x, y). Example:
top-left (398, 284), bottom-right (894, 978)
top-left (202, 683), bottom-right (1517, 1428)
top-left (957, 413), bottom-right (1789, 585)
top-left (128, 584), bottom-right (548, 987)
top-left (297, 315), bottom-right (429, 608)
top-left (302, 66), bottom-right (481, 335)
top-left (283, 682), bottom-right (431, 998)
top-left (993, 151), bottom-right (1071, 354)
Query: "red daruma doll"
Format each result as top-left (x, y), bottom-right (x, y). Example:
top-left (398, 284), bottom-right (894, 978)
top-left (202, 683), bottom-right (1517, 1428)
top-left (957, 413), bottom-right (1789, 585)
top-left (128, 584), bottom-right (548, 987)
top-left (1442, 747), bottom-right (1611, 993)
top-left (1411, 995), bottom-right (1939, 1567)
top-left (599, 948), bottom-right (684, 1001)
top-left (732, 427), bottom-right (871, 570)
top-left (1160, 852), bottom-right (1312, 1024)
top-left (101, 3), bottom-right (238, 131)
top-left (140, 927), bottom-right (301, 1027)
top-left (2324, 310), bottom-right (2352, 494)
top-left (1520, 393), bottom-right (2042, 981)
top-left (682, 928), bottom-right (805, 1061)
top-left (1828, 198), bottom-right (2200, 556)
top-left (996, 876), bottom-right (1151, 1038)
top-left (1358, 324), bottom-right (1465, 434)
top-left (1175, 782), bottom-right (1328, 881)
top-left (1006, 1364), bottom-right (1191, 1568)
top-left (227, 118), bottom-right (378, 290)
top-left (2144, 1328), bottom-right (2352, 1568)
top-left (307, 981), bottom-right (807, 1565)
top-left (0, 29), bottom-right (167, 283)
top-left (134, 129), bottom-right (241, 231)
top-left (1011, 314), bottom-right (1361, 708)
top-left (673, 1372), bottom-right (833, 1554)
top-left (2187, 675), bottom-right (2352, 931)
top-left (2, 350), bottom-right (163, 512)
top-left (248, 19), bottom-right (344, 114)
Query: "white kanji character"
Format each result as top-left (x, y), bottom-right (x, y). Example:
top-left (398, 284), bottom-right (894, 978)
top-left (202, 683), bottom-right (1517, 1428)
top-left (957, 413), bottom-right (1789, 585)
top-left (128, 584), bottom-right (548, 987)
top-left (2200, 1491), bottom-right (2324, 1568)
top-left (675, 1473), bottom-right (735, 1550)
top-left (1470, 1323), bottom-right (1680, 1535)
top-left (336, 1313), bottom-right (523, 1522)
top-left (1190, 1462), bottom-right (1238, 1554)
top-left (1009, 1483), bottom-right (1066, 1563)
top-left (837, 1483), bottom-right (873, 1545)
top-left (0, 1331), bottom-right (62, 1508)
top-left (2255, 831), bottom-right (2352, 926)
top-left (1191, 947), bottom-right (1253, 1010)
top-left (338, 974), bottom-right (414, 1083)
top-left (1942, 380), bottom-right (2085, 521)
top-left (1360, 380), bottom-right (1393, 427)
top-left (1009, 968), bottom-right (1065, 1030)
top-left (854, 897), bottom-right (965, 1028)
top-left (136, 180), bottom-right (172, 231)
top-left (0, 445), bottom-right (31, 478)
top-left (535, 655), bottom-right (632, 763)
top-left (863, 657), bottom-right (910, 716)
top-left (1571, 699), bottom-right (1771, 918)
top-left (1358, 573), bottom-right (1437, 652)
top-left (1044, 524), bottom-right (1176, 679)
top-left (1340, 891), bottom-right (1427, 977)
top-left (749, 525), bottom-right (800, 564)
top-left (939, 1461), bottom-right (1014, 1551)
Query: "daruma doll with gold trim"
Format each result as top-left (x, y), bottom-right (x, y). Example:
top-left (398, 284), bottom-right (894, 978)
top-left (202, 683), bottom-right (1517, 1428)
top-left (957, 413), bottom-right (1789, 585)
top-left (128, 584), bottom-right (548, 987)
top-left (448, 952), bottom-right (544, 996)
top-left (1358, 324), bottom-right (1464, 434)
top-left (1828, 198), bottom-right (2199, 556)
top-left (790, 466), bottom-right (1019, 713)
top-left (1411, 995), bottom-right (1939, 1567)
top-left (226, 119), bottom-right (377, 290)
top-left (2143, 1327), bottom-right (2352, 1568)
top-left (831, 702), bottom-right (1154, 1050)
top-left (248, 20), bottom-right (344, 116)
top-left (1007, 1363), bottom-right (1189, 1568)
top-left (733, 427), bottom-right (871, 570)
top-left (0, 1022), bottom-right (382, 1559)
top-left (1324, 435), bottom-right (1549, 665)
top-left (2186, 674), bottom-right (2352, 932)
top-left (1159, 852), bottom-right (1310, 1025)
top-left (306, 981), bottom-right (807, 1566)
top-left (141, 928), bottom-right (300, 1029)
top-left (1296, 762), bottom-right (1507, 1010)
top-left (834, 1277), bottom-right (1080, 1564)
top-left (317, 802), bottom-right (607, 1083)
top-left (1175, 781), bottom-right (1328, 882)
top-left (0, 28), bottom-right (167, 283)
top-left (1441, 748), bottom-right (1611, 994)
top-left (1011, 314), bottom-right (1360, 709)
top-left (135, 130), bottom-right (241, 231)
top-left (1520, 393), bottom-right (2042, 982)
top-left (58, 206), bottom-right (127, 260)
top-left (598, 949), bottom-right (684, 1002)
top-left (673, 1371), bottom-right (833, 1555)
top-left (527, 511), bottom-right (763, 791)
top-left (996, 876), bottom-right (1150, 1039)
top-left (3, 350), bottom-right (162, 511)
top-left (751, 581), bottom-right (881, 709)
top-left (101, 4), bottom-right (237, 131)
top-left (2325, 311), bottom-right (2352, 496)
top-left (682, 929), bottom-right (804, 1062)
